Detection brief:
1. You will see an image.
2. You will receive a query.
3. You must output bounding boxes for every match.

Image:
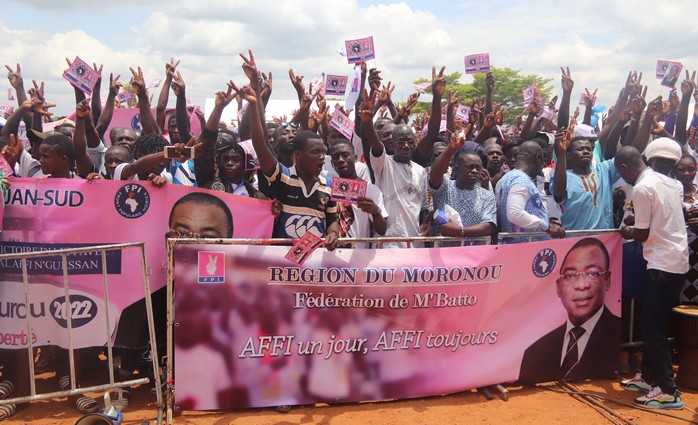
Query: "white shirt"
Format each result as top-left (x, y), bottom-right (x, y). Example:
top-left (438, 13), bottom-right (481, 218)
top-left (322, 156), bottom-right (371, 182)
top-left (506, 185), bottom-right (548, 230)
top-left (632, 167), bottom-right (689, 274)
top-left (347, 182), bottom-right (388, 249)
top-left (560, 306), bottom-right (604, 368)
top-left (87, 141), bottom-right (108, 174)
top-left (370, 149), bottom-right (431, 248)
top-left (14, 149), bottom-right (44, 177)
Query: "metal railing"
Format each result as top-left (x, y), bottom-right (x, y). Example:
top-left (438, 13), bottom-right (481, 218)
top-left (0, 242), bottom-right (163, 424)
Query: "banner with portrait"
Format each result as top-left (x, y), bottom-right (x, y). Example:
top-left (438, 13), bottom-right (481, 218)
top-left (173, 234), bottom-right (622, 410)
top-left (0, 178), bottom-right (274, 350)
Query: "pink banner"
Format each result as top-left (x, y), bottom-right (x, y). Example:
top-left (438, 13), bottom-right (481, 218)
top-left (0, 178), bottom-right (274, 349)
top-left (173, 234), bottom-right (622, 410)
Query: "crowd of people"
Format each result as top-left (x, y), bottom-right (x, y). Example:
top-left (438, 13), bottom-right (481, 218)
top-left (1, 50), bottom-right (698, 418)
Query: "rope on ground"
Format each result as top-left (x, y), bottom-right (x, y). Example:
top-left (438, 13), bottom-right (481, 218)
top-left (554, 381), bottom-right (633, 425)
top-left (539, 382), bottom-right (698, 424)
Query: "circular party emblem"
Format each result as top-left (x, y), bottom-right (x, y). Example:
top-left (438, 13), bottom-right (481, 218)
top-left (531, 248), bottom-right (557, 278)
top-left (114, 183), bottom-right (150, 219)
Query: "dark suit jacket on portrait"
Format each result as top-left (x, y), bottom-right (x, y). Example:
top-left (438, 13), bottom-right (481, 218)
top-left (518, 306), bottom-right (621, 383)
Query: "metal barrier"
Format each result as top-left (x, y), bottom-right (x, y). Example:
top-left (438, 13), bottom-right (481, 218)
top-left (0, 242), bottom-right (163, 424)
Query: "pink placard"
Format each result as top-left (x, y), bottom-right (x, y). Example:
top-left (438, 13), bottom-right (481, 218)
top-left (329, 108), bottom-right (354, 140)
top-left (522, 81), bottom-right (537, 104)
top-left (456, 105), bottom-right (470, 122)
top-left (464, 53), bottom-right (491, 74)
top-left (62, 56), bottom-right (99, 96)
top-left (0, 104), bottom-right (14, 118)
top-left (413, 82), bottom-right (431, 92)
top-left (284, 232), bottom-right (324, 265)
top-left (331, 177), bottom-right (367, 204)
top-left (325, 75), bottom-right (348, 96)
top-left (149, 77), bottom-right (164, 89)
top-left (116, 91), bottom-right (134, 104)
top-left (658, 61), bottom-right (683, 88)
top-left (344, 36), bottom-right (376, 64)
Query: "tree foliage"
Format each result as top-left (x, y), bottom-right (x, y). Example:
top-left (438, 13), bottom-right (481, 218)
top-left (411, 67), bottom-right (554, 122)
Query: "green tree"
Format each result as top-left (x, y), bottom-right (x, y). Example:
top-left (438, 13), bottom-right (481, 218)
top-left (411, 67), bottom-right (554, 123)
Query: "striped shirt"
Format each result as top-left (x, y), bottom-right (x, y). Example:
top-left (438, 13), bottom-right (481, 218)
top-left (266, 163), bottom-right (337, 239)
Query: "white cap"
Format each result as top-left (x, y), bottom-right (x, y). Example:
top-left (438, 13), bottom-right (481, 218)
top-left (643, 137), bottom-right (682, 163)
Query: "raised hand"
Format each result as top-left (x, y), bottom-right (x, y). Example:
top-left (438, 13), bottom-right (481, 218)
top-left (483, 112), bottom-right (496, 128)
top-left (431, 65), bottom-right (446, 98)
top-left (109, 73), bottom-right (122, 96)
top-left (1, 134), bottom-right (23, 168)
top-left (288, 68), bottom-right (305, 94)
top-left (406, 92), bottom-right (420, 108)
top-left (308, 108), bottom-right (327, 132)
top-left (560, 66), bottom-right (574, 92)
top-left (229, 81), bottom-right (257, 104)
top-left (554, 126), bottom-right (574, 154)
top-left (367, 68), bottom-right (382, 92)
top-left (169, 70), bottom-right (185, 97)
top-left (93, 63), bottom-right (104, 84)
top-left (619, 107), bottom-right (632, 122)
top-left (129, 66), bottom-right (147, 97)
top-left (358, 88), bottom-right (375, 122)
top-left (646, 95), bottom-right (664, 117)
top-left (377, 81), bottom-right (395, 105)
top-left (572, 106), bottom-right (580, 122)
top-left (22, 97), bottom-right (55, 116)
top-left (584, 88), bottom-right (597, 107)
top-left (239, 50), bottom-right (259, 86)
top-left (76, 98), bottom-right (91, 118)
top-left (28, 80), bottom-right (45, 103)
top-left (165, 57), bottom-right (181, 76)
top-left (630, 93), bottom-right (647, 115)
top-left (260, 71), bottom-right (273, 99)
top-left (495, 106), bottom-right (505, 126)
top-left (669, 89), bottom-right (680, 114)
top-left (299, 90), bottom-right (318, 110)
top-left (215, 82), bottom-right (238, 108)
top-left (5, 63), bottom-right (23, 88)
top-left (651, 120), bottom-right (667, 136)
top-left (486, 72), bottom-right (495, 90)
top-left (448, 90), bottom-right (459, 109)
top-left (681, 70), bottom-right (697, 97)
top-left (315, 90), bottom-right (326, 112)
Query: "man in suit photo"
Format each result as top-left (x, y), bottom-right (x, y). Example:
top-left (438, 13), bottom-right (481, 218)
top-left (519, 237), bottom-right (621, 383)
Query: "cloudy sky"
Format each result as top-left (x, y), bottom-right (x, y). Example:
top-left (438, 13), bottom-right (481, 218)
top-left (2, 0), bottom-right (696, 117)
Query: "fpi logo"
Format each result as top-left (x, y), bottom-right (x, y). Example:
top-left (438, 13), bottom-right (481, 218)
top-left (114, 183), bottom-right (150, 219)
top-left (532, 248), bottom-right (557, 278)
top-left (198, 251), bottom-right (225, 283)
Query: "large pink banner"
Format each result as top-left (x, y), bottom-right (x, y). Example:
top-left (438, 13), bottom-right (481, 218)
top-left (173, 234), bottom-right (622, 410)
top-left (0, 178), bottom-right (274, 350)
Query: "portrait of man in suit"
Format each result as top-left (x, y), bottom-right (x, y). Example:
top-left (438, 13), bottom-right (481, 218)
top-left (519, 237), bottom-right (621, 383)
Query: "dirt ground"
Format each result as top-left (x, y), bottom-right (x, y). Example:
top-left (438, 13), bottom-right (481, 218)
top-left (7, 374), bottom-right (698, 425)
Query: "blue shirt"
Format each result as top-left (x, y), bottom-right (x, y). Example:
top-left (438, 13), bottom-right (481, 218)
top-left (550, 159), bottom-right (619, 230)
